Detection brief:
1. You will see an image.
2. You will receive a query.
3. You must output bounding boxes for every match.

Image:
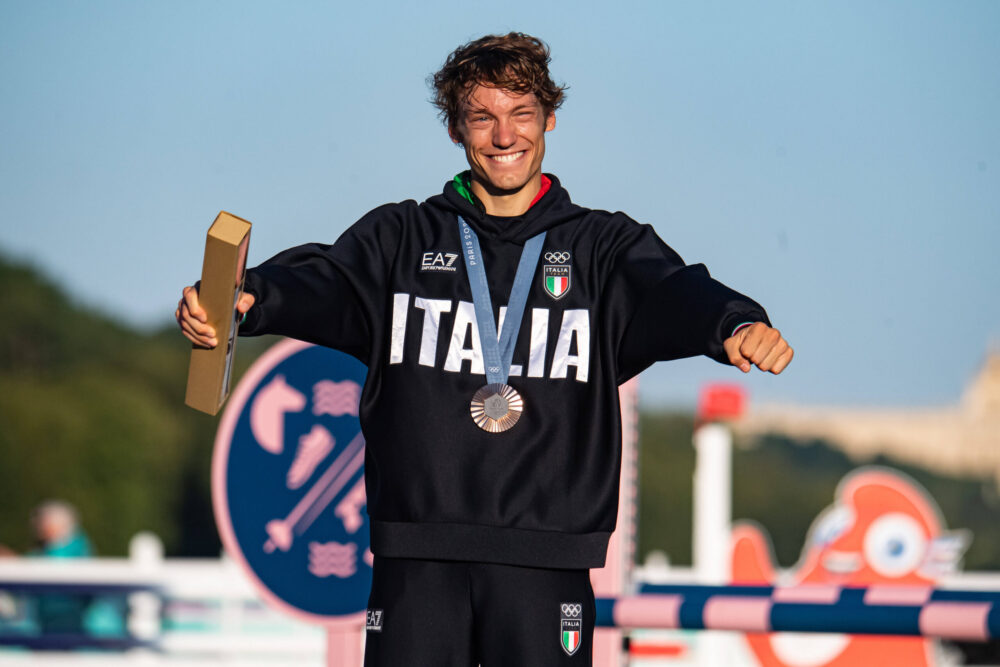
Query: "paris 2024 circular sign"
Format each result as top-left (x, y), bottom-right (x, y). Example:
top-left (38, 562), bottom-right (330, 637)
top-left (212, 338), bottom-right (370, 627)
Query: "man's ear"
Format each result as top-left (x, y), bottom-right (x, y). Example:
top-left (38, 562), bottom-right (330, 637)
top-left (545, 111), bottom-right (556, 132)
top-left (448, 122), bottom-right (464, 146)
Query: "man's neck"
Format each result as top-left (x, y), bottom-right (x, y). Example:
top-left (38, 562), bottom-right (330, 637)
top-left (470, 173), bottom-right (543, 217)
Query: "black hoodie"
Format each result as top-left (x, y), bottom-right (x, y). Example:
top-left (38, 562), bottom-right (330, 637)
top-left (240, 175), bottom-right (768, 568)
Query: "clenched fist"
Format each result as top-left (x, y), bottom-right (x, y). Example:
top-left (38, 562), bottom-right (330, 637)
top-left (723, 322), bottom-right (793, 374)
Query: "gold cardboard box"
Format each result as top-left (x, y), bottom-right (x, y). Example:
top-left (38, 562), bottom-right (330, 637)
top-left (184, 211), bottom-right (252, 415)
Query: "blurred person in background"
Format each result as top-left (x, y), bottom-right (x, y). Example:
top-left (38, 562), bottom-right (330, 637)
top-left (30, 501), bottom-right (92, 559)
top-left (28, 500), bottom-right (93, 635)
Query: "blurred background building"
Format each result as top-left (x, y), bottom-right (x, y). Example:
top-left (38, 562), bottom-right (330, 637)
top-left (738, 349), bottom-right (1000, 483)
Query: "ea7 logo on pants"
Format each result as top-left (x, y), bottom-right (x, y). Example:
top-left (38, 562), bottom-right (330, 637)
top-left (366, 608), bottom-right (383, 632)
top-left (421, 251), bottom-right (459, 272)
top-left (560, 602), bottom-right (582, 656)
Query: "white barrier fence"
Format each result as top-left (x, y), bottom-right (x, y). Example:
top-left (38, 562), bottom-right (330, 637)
top-left (0, 533), bottom-right (325, 666)
top-left (2, 534), bottom-right (999, 666)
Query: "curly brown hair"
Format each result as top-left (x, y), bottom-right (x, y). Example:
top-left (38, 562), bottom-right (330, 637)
top-left (431, 33), bottom-right (567, 133)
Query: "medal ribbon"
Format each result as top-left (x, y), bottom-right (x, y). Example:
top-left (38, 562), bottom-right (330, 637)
top-left (458, 216), bottom-right (546, 385)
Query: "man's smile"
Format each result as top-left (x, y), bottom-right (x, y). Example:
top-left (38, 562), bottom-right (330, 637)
top-left (489, 151), bottom-right (525, 163)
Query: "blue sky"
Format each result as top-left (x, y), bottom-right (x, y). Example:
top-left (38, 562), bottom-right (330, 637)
top-left (1, 1), bottom-right (998, 408)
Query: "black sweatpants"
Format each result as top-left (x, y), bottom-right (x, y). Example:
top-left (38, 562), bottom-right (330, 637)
top-left (363, 556), bottom-right (596, 667)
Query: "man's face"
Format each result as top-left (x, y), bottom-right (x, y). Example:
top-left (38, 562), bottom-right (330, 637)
top-left (450, 85), bottom-right (556, 195)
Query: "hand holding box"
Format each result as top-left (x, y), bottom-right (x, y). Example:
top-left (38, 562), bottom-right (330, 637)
top-left (184, 211), bottom-right (252, 415)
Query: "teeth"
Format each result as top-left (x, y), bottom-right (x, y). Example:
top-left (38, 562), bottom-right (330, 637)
top-left (491, 151), bottom-right (524, 163)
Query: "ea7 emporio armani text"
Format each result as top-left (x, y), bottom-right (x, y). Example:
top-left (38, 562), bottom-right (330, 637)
top-left (388, 293), bottom-right (590, 382)
top-left (420, 251), bottom-right (459, 272)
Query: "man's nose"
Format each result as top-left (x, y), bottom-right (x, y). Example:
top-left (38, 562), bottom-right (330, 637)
top-left (492, 118), bottom-right (516, 148)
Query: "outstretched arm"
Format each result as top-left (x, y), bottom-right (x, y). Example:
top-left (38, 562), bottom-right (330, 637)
top-left (616, 262), bottom-right (782, 381)
top-left (174, 241), bottom-right (374, 362)
top-left (608, 220), bottom-right (794, 381)
top-left (174, 205), bottom-right (403, 359)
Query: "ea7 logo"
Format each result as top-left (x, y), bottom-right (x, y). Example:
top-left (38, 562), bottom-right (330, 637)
top-left (366, 608), bottom-right (383, 632)
top-left (420, 251), bottom-right (459, 272)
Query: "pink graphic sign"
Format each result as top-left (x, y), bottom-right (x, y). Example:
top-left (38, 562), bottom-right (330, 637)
top-left (212, 339), bottom-right (370, 628)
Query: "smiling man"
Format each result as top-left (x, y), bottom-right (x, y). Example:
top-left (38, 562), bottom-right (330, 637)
top-left (177, 33), bottom-right (792, 666)
top-left (448, 87), bottom-right (555, 214)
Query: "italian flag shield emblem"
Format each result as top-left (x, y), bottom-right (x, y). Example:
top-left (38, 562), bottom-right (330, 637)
top-left (544, 265), bottom-right (571, 300)
top-left (560, 602), bottom-right (583, 656)
top-left (562, 627), bottom-right (581, 655)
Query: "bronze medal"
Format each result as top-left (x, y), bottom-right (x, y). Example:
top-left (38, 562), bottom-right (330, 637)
top-left (470, 383), bottom-right (523, 433)
top-left (457, 216), bottom-right (545, 434)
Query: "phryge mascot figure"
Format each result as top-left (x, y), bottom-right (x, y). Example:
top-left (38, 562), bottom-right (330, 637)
top-left (731, 467), bottom-right (968, 667)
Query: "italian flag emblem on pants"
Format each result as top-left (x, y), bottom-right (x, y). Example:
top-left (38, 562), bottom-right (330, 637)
top-left (562, 628), bottom-right (581, 655)
top-left (560, 603), bottom-right (582, 656)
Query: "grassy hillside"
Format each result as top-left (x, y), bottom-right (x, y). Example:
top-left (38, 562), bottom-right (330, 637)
top-left (637, 412), bottom-right (1000, 571)
top-left (0, 255), bottom-right (277, 556)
